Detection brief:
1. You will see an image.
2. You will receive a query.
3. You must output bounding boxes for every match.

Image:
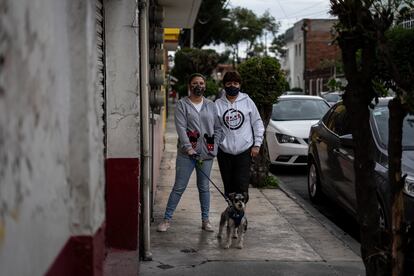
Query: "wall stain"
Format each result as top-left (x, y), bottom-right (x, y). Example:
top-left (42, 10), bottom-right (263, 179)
top-left (10, 208), bottom-right (20, 221)
top-left (0, 0), bottom-right (10, 99)
top-left (0, 218), bottom-right (5, 247)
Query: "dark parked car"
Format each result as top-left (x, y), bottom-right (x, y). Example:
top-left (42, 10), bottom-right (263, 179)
top-left (307, 98), bottom-right (414, 228)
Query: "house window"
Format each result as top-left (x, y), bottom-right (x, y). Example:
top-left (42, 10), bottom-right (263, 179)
top-left (298, 43), bottom-right (301, 56)
top-left (295, 44), bottom-right (298, 56)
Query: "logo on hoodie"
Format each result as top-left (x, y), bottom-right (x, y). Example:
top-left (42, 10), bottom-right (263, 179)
top-left (223, 108), bottom-right (245, 130)
top-left (204, 134), bottom-right (215, 152)
top-left (187, 130), bottom-right (200, 148)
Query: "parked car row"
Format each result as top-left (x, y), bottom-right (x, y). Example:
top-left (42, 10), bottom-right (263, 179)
top-left (267, 95), bottom-right (414, 229)
top-left (266, 95), bottom-right (330, 166)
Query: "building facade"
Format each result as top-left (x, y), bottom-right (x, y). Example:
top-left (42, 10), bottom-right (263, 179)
top-left (0, 0), bottom-right (200, 275)
top-left (282, 19), bottom-right (341, 95)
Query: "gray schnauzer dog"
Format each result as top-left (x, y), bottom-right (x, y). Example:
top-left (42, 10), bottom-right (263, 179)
top-left (217, 193), bottom-right (248, 249)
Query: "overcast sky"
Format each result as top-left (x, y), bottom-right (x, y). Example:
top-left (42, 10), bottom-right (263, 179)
top-left (199, 0), bottom-right (335, 55)
top-left (229, 0), bottom-right (334, 34)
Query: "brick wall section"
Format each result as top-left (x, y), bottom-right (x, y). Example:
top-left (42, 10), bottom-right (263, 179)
top-left (306, 22), bottom-right (340, 72)
top-left (304, 20), bottom-right (341, 93)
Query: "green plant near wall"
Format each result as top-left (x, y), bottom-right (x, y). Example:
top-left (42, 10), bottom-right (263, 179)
top-left (256, 175), bottom-right (279, 188)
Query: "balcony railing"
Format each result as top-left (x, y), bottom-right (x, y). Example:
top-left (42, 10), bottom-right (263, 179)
top-left (400, 18), bottom-right (414, 29)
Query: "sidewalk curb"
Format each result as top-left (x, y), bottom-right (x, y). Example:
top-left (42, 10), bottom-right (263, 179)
top-left (274, 176), bottom-right (362, 257)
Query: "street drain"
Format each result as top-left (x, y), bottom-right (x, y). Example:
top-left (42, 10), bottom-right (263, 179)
top-left (180, 248), bottom-right (197, 253)
top-left (157, 264), bottom-right (174, 270)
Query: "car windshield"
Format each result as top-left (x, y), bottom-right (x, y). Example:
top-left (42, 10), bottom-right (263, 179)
top-left (373, 106), bottom-right (414, 149)
top-left (323, 93), bottom-right (342, 102)
top-left (271, 99), bottom-right (330, 121)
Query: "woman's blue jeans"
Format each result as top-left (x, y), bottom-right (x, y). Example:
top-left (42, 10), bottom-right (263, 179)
top-left (164, 153), bottom-right (213, 221)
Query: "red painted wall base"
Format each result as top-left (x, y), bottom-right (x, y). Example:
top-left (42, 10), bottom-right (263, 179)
top-left (105, 158), bottom-right (140, 250)
top-left (45, 224), bottom-right (105, 276)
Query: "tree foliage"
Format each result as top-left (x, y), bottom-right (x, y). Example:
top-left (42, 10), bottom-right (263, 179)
top-left (171, 48), bottom-right (220, 98)
top-left (193, 4), bottom-right (280, 62)
top-left (381, 27), bottom-right (414, 110)
top-left (193, 0), bottom-right (230, 48)
top-left (221, 8), bottom-right (280, 63)
top-left (238, 56), bottom-right (287, 106)
top-left (238, 56), bottom-right (287, 186)
top-left (269, 34), bottom-right (287, 58)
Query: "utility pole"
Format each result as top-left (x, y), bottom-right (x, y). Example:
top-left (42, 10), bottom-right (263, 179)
top-left (190, 28), bottom-right (194, 48)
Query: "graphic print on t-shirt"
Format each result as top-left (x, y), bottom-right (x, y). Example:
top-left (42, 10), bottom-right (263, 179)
top-left (222, 108), bottom-right (245, 130)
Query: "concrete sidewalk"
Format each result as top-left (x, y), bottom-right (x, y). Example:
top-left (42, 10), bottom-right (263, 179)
top-left (139, 102), bottom-right (365, 276)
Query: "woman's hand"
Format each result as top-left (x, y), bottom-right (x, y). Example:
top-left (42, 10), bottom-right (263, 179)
top-left (187, 148), bottom-right (197, 156)
top-left (251, 146), bottom-right (260, 157)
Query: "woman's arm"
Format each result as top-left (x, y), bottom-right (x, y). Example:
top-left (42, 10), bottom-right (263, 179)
top-left (174, 101), bottom-right (193, 153)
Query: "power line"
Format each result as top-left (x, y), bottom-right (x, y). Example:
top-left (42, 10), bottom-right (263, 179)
top-left (286, 0), bottom-right (327, 17)
top-left (279, 8), bottom-right (331, 20)
top-left (275, 0), bottom-right (289, 19)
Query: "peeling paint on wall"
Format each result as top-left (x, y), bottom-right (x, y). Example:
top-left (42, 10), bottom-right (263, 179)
top-left (0, 1), bottom-right (106, 274)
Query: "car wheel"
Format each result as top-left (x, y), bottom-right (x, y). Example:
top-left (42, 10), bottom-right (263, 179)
top-left (308, 159), bottom-right (323, 203)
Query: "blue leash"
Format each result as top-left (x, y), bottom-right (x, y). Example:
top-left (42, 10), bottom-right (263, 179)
top-left (190, 155), bottom-right (231, 206)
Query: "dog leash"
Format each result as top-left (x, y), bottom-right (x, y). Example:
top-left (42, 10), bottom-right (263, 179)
top-left (189, 154), bottom-right (231, 206)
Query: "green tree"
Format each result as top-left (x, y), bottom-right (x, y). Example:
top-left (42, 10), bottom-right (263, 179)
top-left (378, 24), bottom-right (414, 276)
top-left (219, 7), bottom-right (279, 64)
top-left (193, 0), bottom-right (230, 48)
top-left (268, 34), bottom-right (287, 58)
top-left (238, 56), bottom-right (288, 186)
top-left (330, 0), bottom-right (414, 275)
top-left (171, 48), bottom-right (220, 98)
top-left (193, 4), bottom-right (280, 61)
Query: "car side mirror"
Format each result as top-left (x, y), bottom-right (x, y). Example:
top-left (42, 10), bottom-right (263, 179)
top-left (339, 134), bottom-right (354, 148)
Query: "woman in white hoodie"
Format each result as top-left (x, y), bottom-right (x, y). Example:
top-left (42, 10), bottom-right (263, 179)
top-left (215, 71), bottom-right (264, 202)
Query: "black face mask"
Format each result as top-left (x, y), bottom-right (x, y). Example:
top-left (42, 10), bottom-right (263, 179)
top-left (192, 85), bottom-right (205, 96)
top-left (225, 86), bottom-right (240, 96)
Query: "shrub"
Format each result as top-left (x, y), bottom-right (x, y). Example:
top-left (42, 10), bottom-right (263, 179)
top-left (256, 175), bottom-right (279, 188)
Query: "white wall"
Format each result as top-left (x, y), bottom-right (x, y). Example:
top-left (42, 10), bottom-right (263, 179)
top-left (105, 0), bottom-right (141, 159)
top-left (292, 21), bottom-right (305, 89)
top-left (283, 20), bottom-right (305, 90)
top-left (0, 0), bottom-right (105, 275)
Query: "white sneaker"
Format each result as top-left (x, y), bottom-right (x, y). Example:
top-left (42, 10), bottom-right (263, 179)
top-left (202, 220), bottom-right (214, 232)
top-left (157, 220), bottom-right (170, 232)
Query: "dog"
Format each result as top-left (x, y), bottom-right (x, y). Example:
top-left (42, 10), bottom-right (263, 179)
top-left (217, 192), bottom-right (248, 249)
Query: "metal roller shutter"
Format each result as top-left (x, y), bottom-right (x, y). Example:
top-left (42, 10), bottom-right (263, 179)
top-left (96, 0), bottom-right (106, 156)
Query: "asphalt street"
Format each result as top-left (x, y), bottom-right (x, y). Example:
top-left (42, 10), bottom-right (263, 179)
top-left (270, 164), bottom-right (361, 242)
